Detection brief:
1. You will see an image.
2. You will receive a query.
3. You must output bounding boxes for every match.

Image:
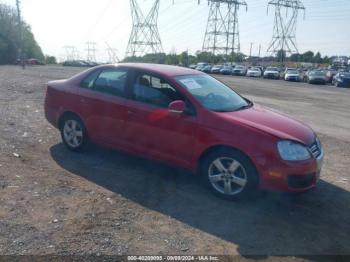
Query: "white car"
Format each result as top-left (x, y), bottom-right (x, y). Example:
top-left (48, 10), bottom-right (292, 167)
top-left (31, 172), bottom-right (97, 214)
top-left (284, 70), bottom-right (301, 82)
top-left (263, 67), bottom-right (280, 79)
top-left (246, 67), bottom-right (262, 77)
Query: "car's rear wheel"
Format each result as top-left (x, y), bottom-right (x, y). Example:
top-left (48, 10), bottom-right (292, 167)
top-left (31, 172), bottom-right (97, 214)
top-left (200, 149), bottom-right (259, 200)
top-left (60, 115), bottom-right (88, 152)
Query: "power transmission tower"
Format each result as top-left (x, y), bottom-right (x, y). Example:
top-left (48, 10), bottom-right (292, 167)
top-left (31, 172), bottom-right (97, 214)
top-left (105, 42), bottom-right (120, 63)
top-left (64, 46), bottom-right (79, 61)
top-left (202, 0), bottom-right (247, 63)
top-left (86, 42), bottom-right (97, 62)
top-left (125, 0), bottom-right (163, 57)
top-left (267, 0), bottom-right (305, 63)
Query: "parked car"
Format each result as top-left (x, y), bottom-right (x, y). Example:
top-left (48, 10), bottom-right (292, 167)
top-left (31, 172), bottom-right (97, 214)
top-left (189, 64), bottom-right (197, 69)
top-left (332, 72), bottom-right (350, 88)
top-left (232, 65), bottom-right (247, 76)
top-left (282, 68), bottom-right (297, 78)
top-left (202, 65), bottom-right (212, 73)
top-left (307, 70), bottom-right (327, 85)
top-left (45, 63), bottom-right (324, 200)
top-left (63, 60), bottom-right (92, 67)
top-left (220, 65), bottom-right (233, 75)
top-left (263, 67), bottom-right (280, 79)
top-left (211, 65), bottom-right (223, 74)
top-left (195, 62), bottom-right (209, 71)
top-left (246, 67), bottom-right (262, 77)
top-left (325, 69), bottom-right (338, 83)
top-left (284, 69), bottom-right (301, 82)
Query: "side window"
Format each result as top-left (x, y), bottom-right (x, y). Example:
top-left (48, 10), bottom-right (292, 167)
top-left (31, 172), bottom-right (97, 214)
top-left (80, 70), bottom-right (100, 89)
top-left (133, 74), bottom-right (183, 108)
top-left (93, 69), bottom-right (128, 97)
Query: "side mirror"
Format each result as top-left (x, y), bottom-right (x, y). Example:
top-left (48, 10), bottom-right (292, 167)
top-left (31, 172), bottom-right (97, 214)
top-left (168, 100), bottom-right (186, 114)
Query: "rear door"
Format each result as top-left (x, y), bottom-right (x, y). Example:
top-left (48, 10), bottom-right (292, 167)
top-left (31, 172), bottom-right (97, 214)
top-left (123, 71), bottom-right (198, 168)
top-left (77, 67), bottom-right (130, 148)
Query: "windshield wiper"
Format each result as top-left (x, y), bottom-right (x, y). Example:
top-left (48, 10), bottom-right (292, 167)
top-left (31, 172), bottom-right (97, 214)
top-left (235, 101), bottom-right (254, 111)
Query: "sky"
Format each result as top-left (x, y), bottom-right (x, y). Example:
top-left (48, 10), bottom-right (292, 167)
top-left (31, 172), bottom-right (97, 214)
top-left (1, 0), bottom-right (350, 62)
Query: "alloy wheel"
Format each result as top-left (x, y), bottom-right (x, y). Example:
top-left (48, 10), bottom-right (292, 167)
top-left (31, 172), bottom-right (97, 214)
top-left (208, 157), bottom-right (247, 196)
top-left (63, 119), bottom-right (83, 148)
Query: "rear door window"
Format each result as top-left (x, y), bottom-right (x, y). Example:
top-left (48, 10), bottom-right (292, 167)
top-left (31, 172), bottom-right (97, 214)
top-left (93, 69), bottom-right (128, 97)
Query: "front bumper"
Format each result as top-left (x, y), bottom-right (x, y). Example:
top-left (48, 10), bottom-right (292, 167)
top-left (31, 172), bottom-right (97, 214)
top-left (309, 78), bottom-right (326, 84)
top-left (285, 76), bottom-right (300, 81)
top-left (257, 148), bottom-right (324, 192)
top-left (264, 73), bottom-right (279, 79)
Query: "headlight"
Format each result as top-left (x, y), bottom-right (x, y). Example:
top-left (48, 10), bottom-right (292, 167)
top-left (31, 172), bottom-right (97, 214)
top-left (277, 140), bottom-right (311, 161)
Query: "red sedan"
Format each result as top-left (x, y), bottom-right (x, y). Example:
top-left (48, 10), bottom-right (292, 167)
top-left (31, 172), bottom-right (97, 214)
top-left (45, 63), bottom-right (324, 199)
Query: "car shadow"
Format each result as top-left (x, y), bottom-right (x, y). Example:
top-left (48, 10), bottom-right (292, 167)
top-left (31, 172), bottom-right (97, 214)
top-left (50, 143), bottom-right (350, 257)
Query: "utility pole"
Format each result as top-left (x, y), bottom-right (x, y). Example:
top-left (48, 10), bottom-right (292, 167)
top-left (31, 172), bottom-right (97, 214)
top-left (249, 42), bottom-right (253, 58)
top-left (16, 0), bottom-right (25, 69)
top-left (267, 0), bottom-right (305, 66)
top-left (201, 0), bottom-right (247, 63)
top-left (125, 0), bottom-right (164, 57)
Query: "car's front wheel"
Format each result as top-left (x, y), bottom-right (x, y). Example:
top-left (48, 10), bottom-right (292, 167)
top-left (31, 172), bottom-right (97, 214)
top-left (60, 115), bottom-right (88, 152)
top-left (200, 149), bottom-right (259, 200)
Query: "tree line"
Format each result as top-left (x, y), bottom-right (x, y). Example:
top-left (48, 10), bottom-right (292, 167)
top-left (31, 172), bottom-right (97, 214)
top-left (124, 50), bottom-right (333, 66)
top-left (0, 3), bottom-right (45, 64)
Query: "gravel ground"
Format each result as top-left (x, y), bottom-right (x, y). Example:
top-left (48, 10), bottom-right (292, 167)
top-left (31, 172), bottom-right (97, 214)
top-left (0, 65), bottom-right (349, 260)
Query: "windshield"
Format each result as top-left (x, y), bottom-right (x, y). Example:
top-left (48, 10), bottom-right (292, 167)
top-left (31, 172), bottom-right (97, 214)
top-left (340, 72), bottom-right (350, 77)
top-left (287, 70), bottom-right (299, 74)
top-left (267, 67), bottom-right (278, 71)
top-left (175, 75), bottom-right (250, 112)
top-left (310, 71), bottom-right (325, 76)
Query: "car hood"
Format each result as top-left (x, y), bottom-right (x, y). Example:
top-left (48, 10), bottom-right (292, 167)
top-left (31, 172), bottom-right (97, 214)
top-left (265, 70), bottom-right (279, 74)
top-left (286, 73), bottom-right (300, 77)
top-left (216, 104), bottom-right (315, 145)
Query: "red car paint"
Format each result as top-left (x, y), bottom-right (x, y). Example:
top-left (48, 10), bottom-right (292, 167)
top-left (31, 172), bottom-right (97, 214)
top-left (45, 63), bottom-right (324, 193)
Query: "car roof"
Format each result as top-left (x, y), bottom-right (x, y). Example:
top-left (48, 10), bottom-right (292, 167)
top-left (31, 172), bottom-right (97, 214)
top-left (113, 63), bottom-right (203, 77)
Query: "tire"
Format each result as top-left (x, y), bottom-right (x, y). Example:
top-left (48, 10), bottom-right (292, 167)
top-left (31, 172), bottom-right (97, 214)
top-left (60, 114), bottom-right (88, 152)
top-left (199, 148), bottom-right (259, 200)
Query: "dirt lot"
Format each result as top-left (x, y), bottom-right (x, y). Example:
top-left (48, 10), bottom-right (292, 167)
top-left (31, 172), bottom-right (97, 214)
top-left (0, 65), bottom-right (349, 259)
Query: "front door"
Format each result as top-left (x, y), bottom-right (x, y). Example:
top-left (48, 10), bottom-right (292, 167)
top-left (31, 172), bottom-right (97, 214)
top-left (124, 72), bottom-right (198, 168)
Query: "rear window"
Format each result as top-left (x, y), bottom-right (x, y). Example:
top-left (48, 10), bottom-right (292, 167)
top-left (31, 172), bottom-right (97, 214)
top-left (80, 70), bottom-right (100, 89)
